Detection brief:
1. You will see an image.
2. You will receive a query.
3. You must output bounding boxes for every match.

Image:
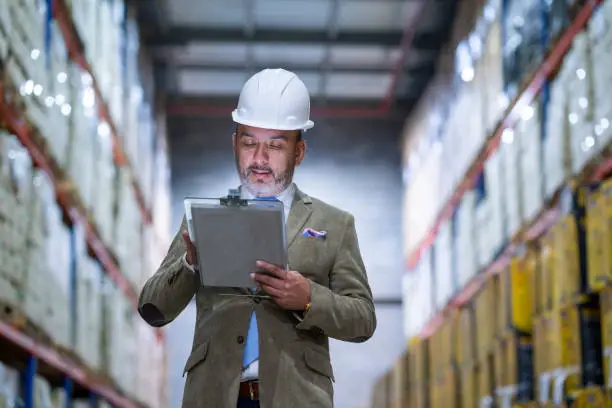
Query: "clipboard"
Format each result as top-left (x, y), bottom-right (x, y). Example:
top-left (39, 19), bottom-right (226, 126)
top-left (183, 189), bottom-right (288, 289)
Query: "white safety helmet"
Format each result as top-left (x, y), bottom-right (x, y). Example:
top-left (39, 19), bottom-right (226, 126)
top-left (232, 68), bottom-right (314, 131)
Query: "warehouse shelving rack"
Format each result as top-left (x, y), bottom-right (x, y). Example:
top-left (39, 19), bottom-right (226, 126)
top-left (405, 0), bottom-right (612, 338)
top-left (0, 1), bottom-right (165, 407)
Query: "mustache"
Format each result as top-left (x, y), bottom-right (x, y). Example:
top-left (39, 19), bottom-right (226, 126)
top-left (247, 165), bottom-right (273, 173)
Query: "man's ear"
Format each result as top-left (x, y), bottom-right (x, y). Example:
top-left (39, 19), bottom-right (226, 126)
top-left (295, 140), bottom-right (306, 166)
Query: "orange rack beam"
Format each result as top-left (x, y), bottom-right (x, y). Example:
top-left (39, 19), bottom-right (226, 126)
top-left (406, 0), bottom-right (602, 271)
top-left (410, 0), bottom-right (609, 338)
top-left (0, 84), bottom-right (163, 343)
top-left (51, 0), bottom-right (152, 225)
top-left (0, 319), bottom-right (142, 408)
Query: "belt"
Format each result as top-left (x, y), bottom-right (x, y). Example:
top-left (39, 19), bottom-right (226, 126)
top-left (239, 381), bottom-right (259, 400)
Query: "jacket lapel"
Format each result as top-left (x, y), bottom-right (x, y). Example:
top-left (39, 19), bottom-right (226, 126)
top-left (286, 188), bottom-right (313, 249)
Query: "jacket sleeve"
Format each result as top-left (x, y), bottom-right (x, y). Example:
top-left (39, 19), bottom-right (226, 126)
top-left (295, 213), bottom-right (377, 342)
top-left (138, 217), bottom-right (199, 327)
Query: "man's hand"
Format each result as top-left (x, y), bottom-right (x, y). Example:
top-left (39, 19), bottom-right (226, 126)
top-left (182, 231), bottom-right (198, 266)
top-left (251, 260), bottom-right (311, 311)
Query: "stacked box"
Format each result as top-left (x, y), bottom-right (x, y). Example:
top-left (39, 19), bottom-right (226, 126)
top-left (544, 57), bottom-right (573, 199)
top-left (500, 127), bottom-right (524, 239)
top-left (45, 21), bottom-right (72, 167)
top-left (475, 275), bottom-right (498, 359)
top-left (22, 170), bottom-right (71, 347)
top-left (586, 187), bottom-right (610, 292)
top-left (498, 249), bottom-right (535, 335)
top-left (565, 33), bottom-right (598, 174)
top-left (90, 123), bottom-right (117, 245)
top-left (65, 63), bottom-right (98, 206)
top-left (475, 193), bottom-right (493, 269)
top-left (601, 288), bottom-right (612, 397)
top-left (408, 338), bottom-right (429, 408)
top-left (403, 250), bottom-right (434, 338)
top-left (0, 133), bottom-right (31, 304)
top-left (434, 223), bottom-right (453, 311)
top-left (485, 148), bottom-right (506, 257)
top-left (519, 101), bottom-right (544, 224)
top-left (456, 191), bottom-right (478, 288)
top-left (4, 0), bottom-right (50, 132)
top-left (114, 168), bottom-right (143, 288)
top-left (0, 362), bottom-right (20, 408)
top-left (74, 252), bottom-right (103, 370)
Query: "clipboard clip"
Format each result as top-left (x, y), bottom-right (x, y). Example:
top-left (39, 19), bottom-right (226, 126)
top-left (220, 189), bottom-right (248, 207)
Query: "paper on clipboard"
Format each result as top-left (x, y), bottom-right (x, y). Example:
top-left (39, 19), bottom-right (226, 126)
top-left (183, 195), bottom-right (287, 288)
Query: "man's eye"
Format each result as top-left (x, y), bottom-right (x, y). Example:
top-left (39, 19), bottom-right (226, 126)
top-left (242, 141), bottom-right (256, 147)
top-left (269, 143), bottom-right (283, 150)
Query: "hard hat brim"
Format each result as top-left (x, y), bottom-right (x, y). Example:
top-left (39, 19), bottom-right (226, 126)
top-left (232, 110), bottom-right (314, 132)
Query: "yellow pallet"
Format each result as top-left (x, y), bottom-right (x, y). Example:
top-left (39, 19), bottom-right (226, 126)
top-left (603, 179), bottom-right (612, 288)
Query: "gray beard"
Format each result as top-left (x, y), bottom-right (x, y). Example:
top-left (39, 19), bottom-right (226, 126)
top-left (238, 167), bottom-right (294, 197)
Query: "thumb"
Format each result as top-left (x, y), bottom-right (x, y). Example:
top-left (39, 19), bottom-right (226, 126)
top-left (182, 231), bottom-right (192, 246)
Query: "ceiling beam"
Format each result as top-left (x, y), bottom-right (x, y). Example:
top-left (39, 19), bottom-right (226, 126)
top-left (168, 62), bottom-right (437, 78)
top-left (144, 27), bottom-right (448, 49)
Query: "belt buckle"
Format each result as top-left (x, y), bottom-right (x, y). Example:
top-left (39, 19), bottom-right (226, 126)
top-left (248, 381), bottom-right (255, 400)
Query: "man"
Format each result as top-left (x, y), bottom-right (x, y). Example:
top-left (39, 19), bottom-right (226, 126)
top-left (138, 68), bottom-right (376, 408)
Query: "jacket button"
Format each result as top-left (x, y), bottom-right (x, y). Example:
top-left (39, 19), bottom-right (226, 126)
top-left (237, 336), bottom-right (244, 344)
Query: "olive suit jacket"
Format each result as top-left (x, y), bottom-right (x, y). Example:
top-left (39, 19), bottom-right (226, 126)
top-left (138, 188), bottom-right (377, 408)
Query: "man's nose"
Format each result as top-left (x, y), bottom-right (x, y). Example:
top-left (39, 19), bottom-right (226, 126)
top-left (252, 143), bottom-right (269, 162)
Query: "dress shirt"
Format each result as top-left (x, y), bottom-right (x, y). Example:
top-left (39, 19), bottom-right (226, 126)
top-left (182, 183), bottom-right (296, 382)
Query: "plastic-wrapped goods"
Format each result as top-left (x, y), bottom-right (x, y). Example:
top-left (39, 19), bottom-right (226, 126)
top-left (402, 251), bottom-right (434, 339)
top-left (44, 21), bottom-right (71, 166)
top-left (71, 0), bottom-right (100, 67)
top-left (404, 143), bottom-right (442, 254)
top-left (484, 148), bottom-right (505, 256)
top-left (33, 376), bottom-right (54, 408)
top-left (456, 191), bottom-right (478, 288)
top-left (546, 0), bottom-right (573, 40)
top-left (588, 0), bottom-right (612, 149)
top-left (502, 0), bottom-right (545, 99)
top-left (22, 170), bottom-right (71, 346)
top-left (500, 128), bottom-right (524, 238)
top-left (90, 122), bottom-right (116, 245)
top-left (565, 32), bottom-right (598, 174)
top-left (137, 103), bottom-right (155, 207)
top-left (114, 167), bottom-right (144, 288)
top-left (5, 0), bottom-right (50, 131)
top-left (75, 254), bottom-right (103, 370)
top-left (519, 101), bottom-right (544, 224)
top-left (0, 134), bottom-right (32, 288)
top-left (0, 362), bottom-right (21, 408)
top-left (152, 125), bottom-right (172, 247)
top-left (434, 223), bottom-right (454, 311)
top-left (544, 61), bottom-right (572, 199)
top-left (475, 195), bottom-right (493, 269)
top-left (66, 64), bottom-right (98, 205)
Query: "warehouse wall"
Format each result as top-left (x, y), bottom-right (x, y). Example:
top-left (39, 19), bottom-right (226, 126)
top-left (165, 116), bottom-right (407, 408)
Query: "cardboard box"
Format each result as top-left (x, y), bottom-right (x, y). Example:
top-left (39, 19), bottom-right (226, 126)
top-left (460, 362), bottom-right (478, 408)
top-left (457, 305), bottom-right (477, 368)
top-left (586, 187), bottom-right (609, 292)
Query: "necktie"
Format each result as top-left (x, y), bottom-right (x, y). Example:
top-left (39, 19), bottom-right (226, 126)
top-left (243, 195), bottom-right (278, 370)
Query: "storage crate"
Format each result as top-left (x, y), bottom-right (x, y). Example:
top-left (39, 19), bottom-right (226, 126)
top-left (457, 304), bottom-right (477, 368)
top-left (498, 249), bottom-right (535, 336)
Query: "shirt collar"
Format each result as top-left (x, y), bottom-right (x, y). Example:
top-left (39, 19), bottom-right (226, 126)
top-left (240, 183), bottom-right (297, 208)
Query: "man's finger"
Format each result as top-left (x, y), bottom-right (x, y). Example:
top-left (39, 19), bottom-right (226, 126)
top-left (260, 284), bottom-right (283, 298)
top-left (251, 272), bottom-right (284, 289)
top-left (256, 260), bottom-right (286, 278)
